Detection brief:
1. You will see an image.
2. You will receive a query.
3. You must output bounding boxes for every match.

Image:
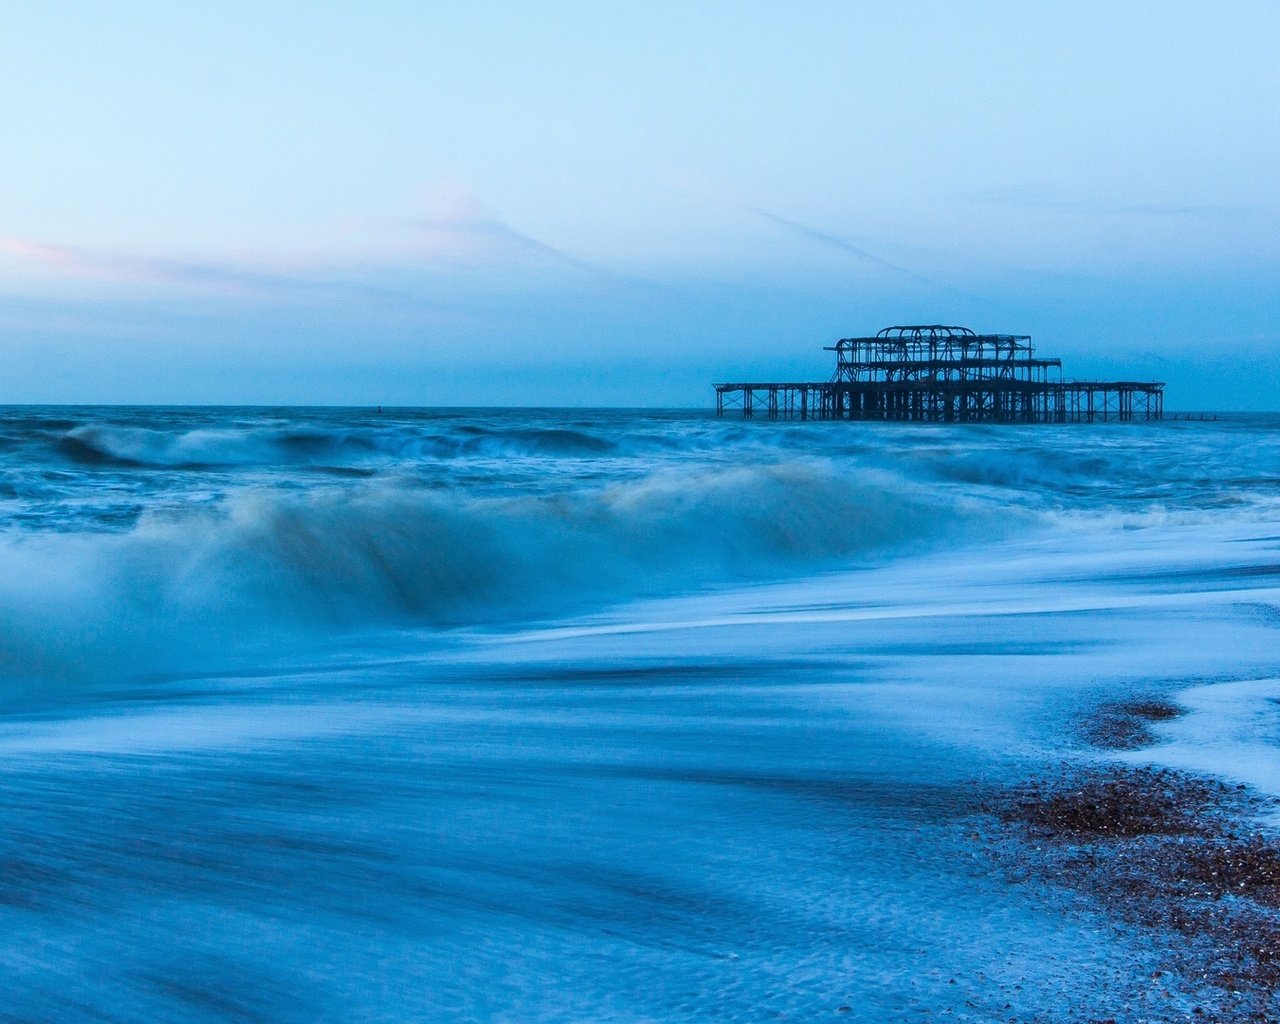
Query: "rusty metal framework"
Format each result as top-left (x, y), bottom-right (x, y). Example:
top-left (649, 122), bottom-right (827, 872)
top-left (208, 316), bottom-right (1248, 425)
top-left (715, 325), bottom-right (1164, 423)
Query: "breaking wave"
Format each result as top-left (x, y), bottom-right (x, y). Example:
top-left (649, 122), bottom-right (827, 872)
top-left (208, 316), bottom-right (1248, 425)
top-left (58, 424), bottom-right (380, 469)
top-left (54, 422), bottom-right (624, 471)
top-left (0, 459), bottom-right (998, 694)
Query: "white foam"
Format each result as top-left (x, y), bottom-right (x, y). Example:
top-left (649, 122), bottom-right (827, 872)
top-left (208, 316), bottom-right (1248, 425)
top-left (1126, 677), bottom-right (1280, 821)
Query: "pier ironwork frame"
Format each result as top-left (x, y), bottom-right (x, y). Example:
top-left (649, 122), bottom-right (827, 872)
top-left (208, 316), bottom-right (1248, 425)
top-left (714, 325), bottom-right (1164, 423)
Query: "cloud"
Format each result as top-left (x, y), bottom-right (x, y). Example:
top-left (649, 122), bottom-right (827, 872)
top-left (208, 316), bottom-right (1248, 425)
top-left (741, 205), bottom-right (986, 304)
top-left (960, 188), bottom-right (1265, 219)
top-left (412, 212), bottom-right (608, 277)
top-left (405, 187), bottom-right (629, 283)
top-left (0, 182), bottom-right (648, 319)
top-left (0, 234), bottom-right (420, 304)
top-left (743, 206), bottom-right (912, 274)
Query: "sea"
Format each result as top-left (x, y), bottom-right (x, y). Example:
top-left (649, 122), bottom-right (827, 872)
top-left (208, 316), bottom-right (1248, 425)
top-left (1, 405), bottom-right (1279, 1023)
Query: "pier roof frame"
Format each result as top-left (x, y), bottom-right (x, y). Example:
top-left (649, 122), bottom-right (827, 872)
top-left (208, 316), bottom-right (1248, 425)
top-left (827, 324), bottom-right (1033, 351)
top-left (827, 324), bottom-right (1048, 385)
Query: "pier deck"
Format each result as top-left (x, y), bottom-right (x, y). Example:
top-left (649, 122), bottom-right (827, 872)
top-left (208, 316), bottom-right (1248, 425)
top-left (714, 380), bottom-right (1164, 422)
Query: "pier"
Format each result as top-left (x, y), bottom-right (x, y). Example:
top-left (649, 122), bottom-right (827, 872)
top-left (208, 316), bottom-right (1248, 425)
top-left (715, 325), bottom-right (1164, 423)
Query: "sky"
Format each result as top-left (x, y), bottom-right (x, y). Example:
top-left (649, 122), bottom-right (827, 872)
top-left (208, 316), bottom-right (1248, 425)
top-left (1, 1), bottom-right (1277, 408)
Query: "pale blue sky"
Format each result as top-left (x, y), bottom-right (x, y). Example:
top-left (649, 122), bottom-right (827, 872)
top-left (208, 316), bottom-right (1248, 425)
top-left (1, 2), bottom-right (1277, 406)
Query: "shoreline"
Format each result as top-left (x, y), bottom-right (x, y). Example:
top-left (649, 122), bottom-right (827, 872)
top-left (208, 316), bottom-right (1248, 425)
top-left (984, 698), bottom-right (1280, 1023)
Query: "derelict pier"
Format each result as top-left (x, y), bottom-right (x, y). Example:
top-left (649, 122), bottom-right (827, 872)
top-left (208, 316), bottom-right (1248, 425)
top-left (715, 325), bottom-right (1164, 423)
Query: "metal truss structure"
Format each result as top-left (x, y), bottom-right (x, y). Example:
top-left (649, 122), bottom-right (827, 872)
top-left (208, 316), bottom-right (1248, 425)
top-left (715, 325), bottom-right (1164, 423)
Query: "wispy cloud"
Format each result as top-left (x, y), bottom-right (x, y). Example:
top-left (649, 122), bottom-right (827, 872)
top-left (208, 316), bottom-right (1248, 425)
top-left (741, 205), bottom-right (985, 302)
top-left (0, 180), bottom-right (622, 303)
top-left (960, 187), bottom-right (1265, 219)
top-left (0, 234), bottom-right (423, 304)
top-left (743, 206), bottom-right (932, 281)
top-left (0, 201), bottom-right (658, 325)
top-left (404, 186), bottom-right (634, 284)
top-left (413, 213), bottom-right (605, 277)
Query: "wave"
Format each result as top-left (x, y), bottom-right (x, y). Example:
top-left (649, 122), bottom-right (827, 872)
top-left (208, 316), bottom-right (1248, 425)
top-left (54, 422), bottom-right (622, 470)
top-left (0, 459), bottom-right (1001, 696)
top-left (58, 424), bottom-right (369, 469)
top-left (460, 427), bottom-right (617, 456)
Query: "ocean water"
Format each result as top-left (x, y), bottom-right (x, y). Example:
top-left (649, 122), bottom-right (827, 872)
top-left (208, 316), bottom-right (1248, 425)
top-left (2, 406), bottom-right (1280, 1022)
